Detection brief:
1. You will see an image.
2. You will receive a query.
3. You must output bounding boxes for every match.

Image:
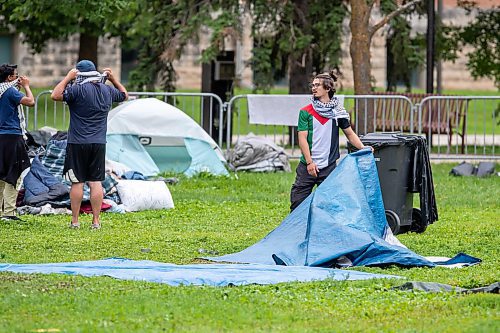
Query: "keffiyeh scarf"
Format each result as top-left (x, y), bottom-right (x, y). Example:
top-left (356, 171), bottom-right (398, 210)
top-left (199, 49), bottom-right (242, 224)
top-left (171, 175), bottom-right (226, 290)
top-left (311, 96), bottom-right (350, 125)
top-left (74, 71), bottom-right (108, 85)
top-left (0, 79), bottom-right (28, 139)
top-left (64, 71), bottom-right (108, 97)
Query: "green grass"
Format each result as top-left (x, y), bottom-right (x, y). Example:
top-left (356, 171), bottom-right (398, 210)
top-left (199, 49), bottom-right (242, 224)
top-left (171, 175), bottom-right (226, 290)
top-left (0, 162), bottom-right (499, 332)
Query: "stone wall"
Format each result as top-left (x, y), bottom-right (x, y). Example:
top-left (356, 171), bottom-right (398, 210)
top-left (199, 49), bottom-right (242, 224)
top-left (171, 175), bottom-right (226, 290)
top-left (173, 13), bottom-right (253, 90)
top-left (14, 34), bottom-right (121, 88)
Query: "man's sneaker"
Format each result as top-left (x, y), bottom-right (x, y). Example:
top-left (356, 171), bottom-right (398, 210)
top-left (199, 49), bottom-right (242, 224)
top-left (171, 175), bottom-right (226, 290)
top-left (1, 216), bottom-right (22, 222)
top-left (69, 223), bottom-right (80, 229)
top-left (90, 223), bottom-right (101, 230)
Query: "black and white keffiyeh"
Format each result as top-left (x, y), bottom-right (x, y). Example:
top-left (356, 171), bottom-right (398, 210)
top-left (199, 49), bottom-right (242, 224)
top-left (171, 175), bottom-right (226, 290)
top-left (0, 79), bottom-right (28, 139)
top-left (64, 71), bottom-right (108, 98)
top-left (311, 96), bottom-right (350, 125)
top-left (0, 79), bottom-right (17, 97)
top-left (74, 71), bottom-right (108, 85)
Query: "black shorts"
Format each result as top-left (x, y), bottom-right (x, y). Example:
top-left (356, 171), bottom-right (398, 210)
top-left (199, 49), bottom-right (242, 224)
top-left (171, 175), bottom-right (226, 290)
top-left (63, 143), bottom-right (106, 183)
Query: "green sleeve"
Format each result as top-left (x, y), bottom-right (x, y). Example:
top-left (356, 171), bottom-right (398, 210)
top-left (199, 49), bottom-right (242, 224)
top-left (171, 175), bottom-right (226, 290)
top-left (297, 110), bottom-right (310, 131)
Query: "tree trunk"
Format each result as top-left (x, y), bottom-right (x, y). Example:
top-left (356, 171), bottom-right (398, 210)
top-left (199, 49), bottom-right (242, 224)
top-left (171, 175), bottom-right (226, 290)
top-left (288, 0), bottom-right (313, 145)
top-left (350, 0), bottom-right (374, 134)
top-left (78, 33), bottom-right (99, 68)
top-left (288, 54), bottom-right (312, 94)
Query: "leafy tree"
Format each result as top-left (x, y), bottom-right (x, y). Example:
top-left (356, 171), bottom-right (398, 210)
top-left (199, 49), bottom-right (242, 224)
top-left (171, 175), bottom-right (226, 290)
top-left (455, 4), bottom-right (499, 88)
top-left (349, 0), bottom-right (424, 96)
top-left (126, 0), bottom-right (426, 135)
top-left (447, 1), bottom-right (499, 123)
top-left (348, 0), bottom-right (424, 133)
top-left (251, 0), bottom-right (347, 94)
top-left (0, 0), bottom-right (133, 67)
top-left (381, 0), bottom-right (426, 92)
top-left (124, 0), bottom-right (243, 91)
top-left (125, 0), bottom-right (346, 93)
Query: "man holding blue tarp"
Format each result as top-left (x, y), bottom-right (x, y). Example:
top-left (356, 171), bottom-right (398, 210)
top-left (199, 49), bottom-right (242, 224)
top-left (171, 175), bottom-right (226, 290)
top-left (290, 70), bottom-right (372, 211)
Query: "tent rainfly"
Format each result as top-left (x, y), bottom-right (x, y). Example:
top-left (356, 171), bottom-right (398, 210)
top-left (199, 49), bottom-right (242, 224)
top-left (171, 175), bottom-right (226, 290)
top-left (106, 98), bottom-right (229, 177)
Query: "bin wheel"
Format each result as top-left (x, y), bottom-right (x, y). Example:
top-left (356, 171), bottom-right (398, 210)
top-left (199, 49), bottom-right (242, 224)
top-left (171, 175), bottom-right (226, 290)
top-left (385, 210), bottom-right (401, 235)
top-left (410, 208), bottom-right (427, 233)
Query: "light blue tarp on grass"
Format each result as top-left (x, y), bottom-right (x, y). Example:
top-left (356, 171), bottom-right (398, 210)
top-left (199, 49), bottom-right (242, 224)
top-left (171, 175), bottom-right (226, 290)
top-left (207, 149), bottom-right (436, 268)
top-left (0, 258), bottom-right (399, 286)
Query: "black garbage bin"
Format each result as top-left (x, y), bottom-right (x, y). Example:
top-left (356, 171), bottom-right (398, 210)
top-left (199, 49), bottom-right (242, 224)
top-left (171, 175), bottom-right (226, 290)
top-left (348, 132), bottom-right (438, 235)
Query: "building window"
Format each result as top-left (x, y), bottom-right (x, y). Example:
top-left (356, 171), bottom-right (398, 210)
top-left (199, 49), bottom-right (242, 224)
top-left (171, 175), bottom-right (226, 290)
top-left (121, 48), bottom-right (138, 84)
top-left (0, 35), bottom-right (13, 64)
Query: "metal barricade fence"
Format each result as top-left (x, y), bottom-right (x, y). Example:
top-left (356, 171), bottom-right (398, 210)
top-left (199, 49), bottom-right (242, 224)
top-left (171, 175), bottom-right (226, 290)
top-left (227, 94), bottom-right (416, 158)
top-left (29, 91), bottom-right (499, 161)
top-left (127, 92), bottom-right (225, 147)
top-left (418, 96), bottom-right (499, 160)
top-left (31, 90), bottom-right (225, 147)
top-left (226, 94), bottom-right (301, 156)
top-left (346, 95), bottom-right (416, 135)
top-left (227, 94), bottom-right (499, 160)
top-left (30, 91), bottom-right (69, 131)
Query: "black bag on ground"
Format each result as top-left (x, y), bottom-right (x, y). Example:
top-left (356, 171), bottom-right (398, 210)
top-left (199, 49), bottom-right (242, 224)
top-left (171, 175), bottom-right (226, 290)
top-left (476, 162), bottom-right (495, 177)
top-left (450, 162), bottom-right (476, 176)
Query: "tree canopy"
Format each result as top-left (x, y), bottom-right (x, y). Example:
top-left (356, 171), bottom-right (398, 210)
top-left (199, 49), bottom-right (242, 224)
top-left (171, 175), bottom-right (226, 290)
top-left (0, 0), bottom-right (133, 65)
top-left (454, 4), bottom-right (499, 88)
top-left (125, 0), bottom-right (347, 93)
top-left (1, 0), bottom-right (496, 92)
top-left (122, 0), bottom-right (243, 91)
top-left (381, 0), bottom-right (426, 92)
top-left (250, 0), bottom-right (347, 93)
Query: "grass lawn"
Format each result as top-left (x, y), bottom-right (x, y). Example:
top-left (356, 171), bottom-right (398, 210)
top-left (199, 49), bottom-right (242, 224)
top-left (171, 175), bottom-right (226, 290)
top-left (0, 162), bottom-right (498, 332)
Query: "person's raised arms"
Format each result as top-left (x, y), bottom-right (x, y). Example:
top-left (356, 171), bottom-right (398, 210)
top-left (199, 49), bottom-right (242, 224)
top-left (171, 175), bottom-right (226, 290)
top-left (51, 69), bottom-right (77, 101)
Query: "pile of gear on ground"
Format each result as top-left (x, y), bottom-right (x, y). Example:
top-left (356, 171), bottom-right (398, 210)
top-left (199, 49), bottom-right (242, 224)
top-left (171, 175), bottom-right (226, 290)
top-left (18, 127), bottom-right (174, 216)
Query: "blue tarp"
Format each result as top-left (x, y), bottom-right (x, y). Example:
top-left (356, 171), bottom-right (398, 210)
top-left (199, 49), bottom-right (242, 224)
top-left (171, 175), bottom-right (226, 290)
top-left (207, 149), bottom-right (436, 268)
top-left (2, 149), bottom-right (479, 286)
top-left (0, 258), bottom-right (399, 286)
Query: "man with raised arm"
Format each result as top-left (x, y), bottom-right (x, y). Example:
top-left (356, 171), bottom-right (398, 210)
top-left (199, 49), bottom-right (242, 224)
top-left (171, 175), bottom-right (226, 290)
top-left (0, 63), bottom-right (34, 221)
top-left (51, 60), bottom-right (128, 229)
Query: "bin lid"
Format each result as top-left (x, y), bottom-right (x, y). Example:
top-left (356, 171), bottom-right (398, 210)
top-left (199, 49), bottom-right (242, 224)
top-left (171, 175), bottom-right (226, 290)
top-left (359, 132), bottom-right (422, 146)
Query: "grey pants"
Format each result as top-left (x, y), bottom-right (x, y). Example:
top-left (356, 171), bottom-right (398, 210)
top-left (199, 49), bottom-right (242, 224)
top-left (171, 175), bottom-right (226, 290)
top-left (290, 162), bottom-right (337, 212)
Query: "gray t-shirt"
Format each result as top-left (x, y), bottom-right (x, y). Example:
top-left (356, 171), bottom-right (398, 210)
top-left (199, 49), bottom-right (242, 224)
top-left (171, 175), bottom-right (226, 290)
top-left (63, 82), bottom-right (126, 144)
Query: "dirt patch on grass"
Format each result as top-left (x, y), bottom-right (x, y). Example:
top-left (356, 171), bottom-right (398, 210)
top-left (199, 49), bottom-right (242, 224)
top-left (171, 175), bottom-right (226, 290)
top-left (0, 273), bottom-right (35, 282)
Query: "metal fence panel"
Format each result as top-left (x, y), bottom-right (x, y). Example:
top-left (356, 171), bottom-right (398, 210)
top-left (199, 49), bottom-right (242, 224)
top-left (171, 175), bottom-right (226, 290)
top-left (344, 95), bottom-right (415, 135)
top-left (226, 94), bottom-right (301, 156)
top-left (227, 94), bottom-right (416, 158)
top-left (227, 94), bottom-right (499, 161)
top-left (31, 91), bottom-right (225, 147)
top-left (30, 91), bottom-right (499, 161)
top-left (418, 96), bottom-right (499, 160)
